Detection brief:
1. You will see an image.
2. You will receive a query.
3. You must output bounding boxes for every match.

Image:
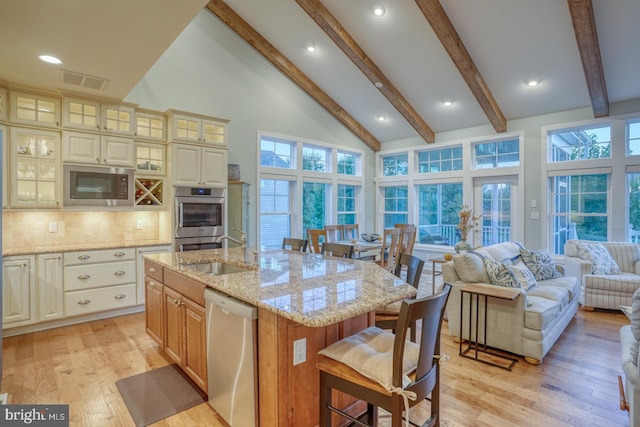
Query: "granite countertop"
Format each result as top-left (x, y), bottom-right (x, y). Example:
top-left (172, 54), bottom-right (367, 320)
top-left (3, 239), bottom-right (174, 256)
top-left (145, 247), bottom-right (417, 327)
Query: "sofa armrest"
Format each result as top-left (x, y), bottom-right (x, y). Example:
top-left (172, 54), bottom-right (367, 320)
top-left (563, 255), bottom-right (591, 287)
top-left (635, 260), bottom-right (640, 275)
top-left (621, 325), bottom-right (640, 386)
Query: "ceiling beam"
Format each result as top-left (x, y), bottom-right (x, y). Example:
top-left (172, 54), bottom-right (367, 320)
top-left (415, 0), bottom-right (507, 133)
top-left (205, 0), bottom-right (381, 151)
top-left (295, 0), bottom-right (435, 144)
top-left (567, 0), bottom-right (609, 117)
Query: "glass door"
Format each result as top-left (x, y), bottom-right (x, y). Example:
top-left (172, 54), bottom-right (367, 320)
top-left (474, 176), bottom-right (518, 247)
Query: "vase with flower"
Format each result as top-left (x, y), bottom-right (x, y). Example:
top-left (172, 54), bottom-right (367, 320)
top-left (455, 205), bottom-right (480, 253)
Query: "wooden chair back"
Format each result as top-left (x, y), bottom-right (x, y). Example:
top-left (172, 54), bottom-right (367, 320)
top-left (307, 229), bottom-right (327, 253)
top-left (342, 224), bottom-right (359, 240)
top-left (282, 238), bottom-right (308, 252)
top-left (394, 253), bottom-right (425, 288)
top-left (321, 242), bottom-right (354, 259)
top-left (376, 228), bottom-right (401, 271)
top-left (396, 225), bottom-right (417, 256)
top-left (324, 225), bottom-right (344, 242)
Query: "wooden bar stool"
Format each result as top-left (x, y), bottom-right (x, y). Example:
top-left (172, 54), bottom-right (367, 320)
top-left (282, 237), bottom-right (308, 252)
top-left (308, 229), bottom-right (328, 253)
top-left (321, 242), bottom-right (354, 258)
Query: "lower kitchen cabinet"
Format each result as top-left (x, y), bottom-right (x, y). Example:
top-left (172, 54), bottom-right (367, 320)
top-left (2, 255), bottom-right (36, 328)
top-left (36, 253), bottom-right (64, 321)
top-left (136, 244), bottom-right (172, 305)
top-left (145, 277), bottom-right (164, 346)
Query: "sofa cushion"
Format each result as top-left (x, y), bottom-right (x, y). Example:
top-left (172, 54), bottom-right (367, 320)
top-left (484, 257), bottom-right (519, 288)
top-left (528, 285), bottom-right (569, 310)
top-left (520, 247), bottom-right (561, 281)
top-left (524, 296), bottom-right (562, 330)
top-left (583, 273), bottom-right (640, 294)
top-left (575, 241), bottom-right (621, 275)
top-left (538, 275), bottom-right (579, 301)
top-left (631, 289), bottom-right (640, 364)
top-left (453, 251), bottom-right (490, 283)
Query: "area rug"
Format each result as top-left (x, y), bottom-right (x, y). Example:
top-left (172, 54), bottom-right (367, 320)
top-left (116, 364), bottom-right (207, 426)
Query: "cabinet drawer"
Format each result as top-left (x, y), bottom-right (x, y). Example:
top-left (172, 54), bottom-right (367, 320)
top-left (65, 283), bottom-right (136, 317)
top-left (64, 248), bottom-right (135, 265)
top-left (144, 260), bottom-right (163, 282)
top-left (64, 260), bottom-right (136, 291)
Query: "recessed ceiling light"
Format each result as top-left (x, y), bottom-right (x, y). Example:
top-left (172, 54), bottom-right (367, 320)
top-left (526, 79), bottom-right (540, 87)
top-left (372, 3), bottom-right (385, 17)
top-left (306, 45), bottom-right (317, 53)
top-left (374, 81), bottom-right (384, 88)
top-left (38, 54), bottom-right (62, 65)
top-left (442, 100), bottom-right (454, 107)
top-left (377, 115), bottom-right (387, 121)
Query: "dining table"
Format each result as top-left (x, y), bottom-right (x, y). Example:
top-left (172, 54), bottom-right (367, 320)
top-left (336, 238), bottom-right (382, 260)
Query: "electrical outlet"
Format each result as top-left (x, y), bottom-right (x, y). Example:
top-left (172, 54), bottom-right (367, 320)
top-left (136, 219), bottom-right (143, 230)
top-left (293, 338), bottom-right (306, 366)
top-left (48, 222), bottom-right (58, 233)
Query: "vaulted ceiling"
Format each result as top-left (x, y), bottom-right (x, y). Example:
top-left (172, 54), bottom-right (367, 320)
top-left (1, 0), bottom-right (639, 151)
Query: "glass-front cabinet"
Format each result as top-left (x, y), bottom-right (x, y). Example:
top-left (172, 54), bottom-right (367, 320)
top-left (62, 97), bottom-right (135, 135)
top-left (169, 111), bottom-right (227, 146)
top-left (0, 87), bottom-right (7, 122)
top-left (10, 91), bottom-right (61, 128)
top-left (135, 110), bottom-right (166, 142)
top-left (10, 127), bottom-right (61, 208)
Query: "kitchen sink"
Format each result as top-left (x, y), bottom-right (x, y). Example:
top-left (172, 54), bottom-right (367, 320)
top-left (181, 261), bottom-right (249, 276)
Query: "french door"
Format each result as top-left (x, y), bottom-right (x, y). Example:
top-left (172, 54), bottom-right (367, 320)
top-left (473, 176), bottom-right (519, 247)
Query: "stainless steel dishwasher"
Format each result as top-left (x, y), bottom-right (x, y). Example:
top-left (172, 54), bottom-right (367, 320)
top-left (204, 288), bottom-right (258, 427)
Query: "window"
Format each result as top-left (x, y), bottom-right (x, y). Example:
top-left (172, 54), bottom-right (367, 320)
top-left (551, 174), bottom-right (608, 254)
top-left (302, 145), bottom-right (329, 172)
top-left (302, 182), bottom-right (329, 236)
top-left (418, 147), bottom-right (462, 173)
top-left (473, 138), bottom-right (519, 169)
top-left (260, 137), bottom-right (294, 168)
top-left (479, 181), bottom-right (513, 246)
top-left (629, 120), bottom-right (640, 156)
top-left (549, 125), bottom-right (611, 162)
top-left (417, 183), bottom-right (462, 245)
top-left (337, 184), bottom-right (357, 224)
top-left (382, 186), bottom-right (408, 227)
top-left (337, 150), bottom-right (358, 175)
top-left (260, 179), bottom-right (293, 249)
top-left (629, 172), bottom-right (640, 243)
top-left (382, 153), bottom-right (408, 176)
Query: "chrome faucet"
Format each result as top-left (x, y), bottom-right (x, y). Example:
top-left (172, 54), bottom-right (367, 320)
top-left (215, 228), bottom-right (247, 248)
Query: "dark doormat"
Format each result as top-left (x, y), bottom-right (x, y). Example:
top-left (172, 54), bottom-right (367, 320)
top-left (116, 364), bottom-right (208, 426)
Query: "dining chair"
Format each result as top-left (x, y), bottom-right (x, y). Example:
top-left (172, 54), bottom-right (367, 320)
top-left (376, 228), bottom-right (401, 271)
top-left (324, 225), bottom-right (344, 242)
top-left (282, 237), bottom-right (308, 252)
top-left (375, 253), bottom-right (425, 342)
top-left (342, 224), bottom-right (359, 241)
top-left (396, 225), bottom-right (417, 256)
top-left (317, 284), bottom-right (452, 427)
top-left (321, 242), bottom-right (354, 258)
top-left (308, 229), bottom-right (328, 253)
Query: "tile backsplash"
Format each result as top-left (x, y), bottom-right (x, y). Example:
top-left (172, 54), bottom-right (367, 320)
top-left (2, 210), bottom-right (170, 251)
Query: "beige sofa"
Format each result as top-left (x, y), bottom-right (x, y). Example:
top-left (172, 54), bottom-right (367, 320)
top-left (442, 241), bottom-right (579, 364)
top-left (564, 240), bottom-right (640, 310)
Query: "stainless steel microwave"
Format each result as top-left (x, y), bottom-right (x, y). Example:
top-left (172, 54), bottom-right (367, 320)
top-left (64, 164), bottom-right (134, 206)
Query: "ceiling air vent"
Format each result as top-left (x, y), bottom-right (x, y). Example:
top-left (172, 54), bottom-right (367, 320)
top-left (59, 69), bottom-right (109, 91)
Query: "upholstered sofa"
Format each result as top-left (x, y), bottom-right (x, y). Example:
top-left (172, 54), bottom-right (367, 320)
top-left (564, 240), bottom-right (640, 310)
top-left (442, 241), bottom-right (580, 364)
top-left (620, 288), bottom-right (640, 426)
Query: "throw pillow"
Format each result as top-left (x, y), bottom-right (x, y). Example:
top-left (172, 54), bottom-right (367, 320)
top-left (575, 241), bottom-right (621, 275)
top-left (520, 248), bottom-right (561, 281)
top-left (484, 257), bottom-right (519, 288)
top-left (631, 289), bottom-right (640, 365)
top-left (506, 263), bottom-right (537, 290)
top-left (318, 326), bottom-right (419, 391)
top-left (453, 251), bottom-right (490, 283)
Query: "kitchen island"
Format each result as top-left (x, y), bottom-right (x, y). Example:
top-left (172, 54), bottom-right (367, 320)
top-left (144, 247), bottom-right (417, 426)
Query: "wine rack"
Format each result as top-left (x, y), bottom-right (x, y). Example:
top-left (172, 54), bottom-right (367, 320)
top-left (135, 178), bottom-right (163, 206)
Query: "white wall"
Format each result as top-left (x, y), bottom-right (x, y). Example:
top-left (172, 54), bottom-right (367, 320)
top-left (125, 10), bottom-right (376, 245)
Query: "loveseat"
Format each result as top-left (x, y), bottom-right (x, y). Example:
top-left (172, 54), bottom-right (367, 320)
top-left (442, 241), bottom-right (579, 364)
top-left (564, 240), bottom-right (640, 310)
top-left (620, 288), bottom-right (640, 426)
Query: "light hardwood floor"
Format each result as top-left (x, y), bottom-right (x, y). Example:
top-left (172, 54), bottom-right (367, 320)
top-left (1, 309), bottom-right (630, 427)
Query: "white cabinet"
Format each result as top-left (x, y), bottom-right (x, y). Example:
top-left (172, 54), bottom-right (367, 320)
top-left (36, 253), bottom-right (64, 321)
top-left (169, 111), bottom-right (227, 146)
top-left (135, 142), bottom-right (165, 175)
top-left (2, 255), bottom-right (36, 328)
top-left (10, 127), bottom-right (61, 208)
top-left (1, 124), bottom-right (7, 209)
top-left (10, 91), bottom-right (61, 128)
top-left (136, 245), bottom-right (172, 304)
top-left (0, 87), bottom-right (7, 122)
top-left (63, 131), bottom-right (134, 167)
top-left (63, 248), bottom-right (137, 317)
top-left (135, 110), bottom-right (166, 142)
top-left (173, 144), bottom-right (227, 187)
top-left (62, 97), bottom-right (135, 136)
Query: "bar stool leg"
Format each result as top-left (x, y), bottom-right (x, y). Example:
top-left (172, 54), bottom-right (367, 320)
top-left (319, 372), bottom-right (332, 426)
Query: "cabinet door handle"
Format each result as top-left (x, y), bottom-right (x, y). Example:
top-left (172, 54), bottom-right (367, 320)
top-left (114, 294), bottom-right (126, 300)
top-left (149, 267), bottom-right (156, 273)
top-left (149, 280), bottom-right (156, 288)
top-left (114, 271), bottom-right (126, 276)
top-left (77, 274), bottom-right (90, 280)
top-left (171, 298), bottom-right (182, 306)
top-left (77, 299), bottom-right (91, 305)
top-left (77, 255), bottom-right (90, 261)
top-left (113, 252), bottom-right (126, 258)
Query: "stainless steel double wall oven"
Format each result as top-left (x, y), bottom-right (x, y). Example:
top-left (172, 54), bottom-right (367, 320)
top-left (174, 186), bottom-right (225, 251)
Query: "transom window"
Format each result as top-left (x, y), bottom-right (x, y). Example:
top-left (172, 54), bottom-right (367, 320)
top-left (473, 138), bottom-right (519, 169)
top-left (337, 150), bottom-right (358, 175)
top-left (549, 125), bottom-right (611, 162)
top-left (382, 153), bottom-right (408, 176)
top-left (417, 146), bottom-right (463, 173)
top-left (628, 120), bottom-right (640, 156)
top-left (261, 137), bottom-right (294, 168)
top-left (303, 145), bottom-right (329, 172)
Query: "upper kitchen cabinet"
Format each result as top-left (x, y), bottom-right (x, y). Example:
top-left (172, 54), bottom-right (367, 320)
top-left (63, 131), bottom-right (134, 167)
top-left (10, 90), bottom-right (61, 129)
top-left (0, 87), bottom-right (7, 122)
top-left (173, 144), bottom-right (227, 187)
top-left (62, 97), bottom-right (135, 136)
top-left (10, 127), bottom-right (61, 208)
top-left (168, 110), bottom-right (227, 146)
top-left (2, 124), bottom-right (7, 209)
top-left (135, 110), bottom-right (166, 142)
